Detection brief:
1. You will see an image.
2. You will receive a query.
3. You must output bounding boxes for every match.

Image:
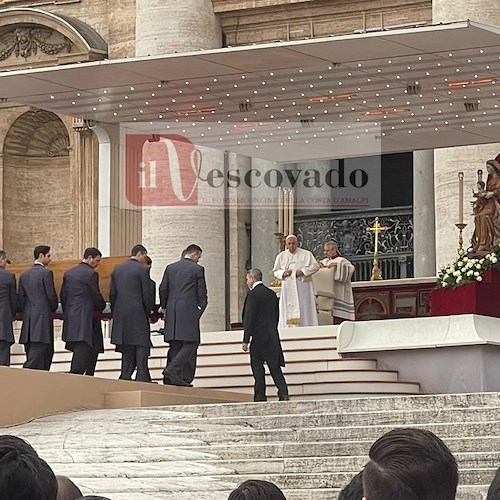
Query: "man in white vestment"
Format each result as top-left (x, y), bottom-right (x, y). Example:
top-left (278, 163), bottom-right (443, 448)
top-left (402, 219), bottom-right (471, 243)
top-left (273, 235), bottom-right (319, 330)
top-left (321, 241), bottom-right (355, 323)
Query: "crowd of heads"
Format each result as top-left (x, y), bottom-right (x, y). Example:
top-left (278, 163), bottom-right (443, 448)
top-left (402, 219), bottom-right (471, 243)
top-left (3, 425), bottom-right (500, 499)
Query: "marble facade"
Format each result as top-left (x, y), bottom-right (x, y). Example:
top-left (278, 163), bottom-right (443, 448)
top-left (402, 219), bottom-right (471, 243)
top-left (0, 0), bottom-right (498, 328)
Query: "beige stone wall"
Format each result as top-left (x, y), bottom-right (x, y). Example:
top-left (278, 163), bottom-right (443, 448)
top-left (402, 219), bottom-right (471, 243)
top-left (433, 0), bottom-right (500, 270)
top-left (215, 0), bottom-right (432, 45)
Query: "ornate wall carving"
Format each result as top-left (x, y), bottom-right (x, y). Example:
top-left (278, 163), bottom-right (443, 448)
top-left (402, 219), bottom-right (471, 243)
top-left (0, 25), bottom-right (71, 61)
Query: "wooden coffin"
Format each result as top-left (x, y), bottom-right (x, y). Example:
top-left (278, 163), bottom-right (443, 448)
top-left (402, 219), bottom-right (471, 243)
top-left (9, 256), bottom-right (129, 303)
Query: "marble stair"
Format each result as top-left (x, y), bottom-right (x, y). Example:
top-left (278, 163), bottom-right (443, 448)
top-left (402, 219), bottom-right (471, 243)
top-left (11, 324), bottom-right (421, 399)
top-left (4, 392), bottom-right (499, 499)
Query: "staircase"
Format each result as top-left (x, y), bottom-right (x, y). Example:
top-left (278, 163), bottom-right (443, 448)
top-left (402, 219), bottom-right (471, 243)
top-left (10, 325), bottom-right (421, 399)
top-left (4, 392), bottom-right (498, 499)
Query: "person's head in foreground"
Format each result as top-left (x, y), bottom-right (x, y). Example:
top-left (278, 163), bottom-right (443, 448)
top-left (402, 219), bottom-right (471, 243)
top-left (339, 471), bottom-right (363, 500)
top-left (0, 435), bottom-right (58, 500)
top-left (486, 465), bottom-right (500, 500)
top-left (228, 479), bottom-right (287, 499)
top-left (56, 475), bottom-right (82, 500)
top-left (362, 427), bottom-right (458, 500)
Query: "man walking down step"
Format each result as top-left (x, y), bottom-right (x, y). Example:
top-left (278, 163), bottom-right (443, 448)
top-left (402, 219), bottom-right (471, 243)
top-left (19, 245), bottom-right (58, 370)
top-left (242, 268), bottom-right (289, 402)
top-left (61, 247), bottom-right (107, 375)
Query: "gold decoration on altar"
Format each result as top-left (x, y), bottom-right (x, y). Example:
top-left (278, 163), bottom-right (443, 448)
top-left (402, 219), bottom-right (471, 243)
top-left (366, 216), bottom-right (387, 281)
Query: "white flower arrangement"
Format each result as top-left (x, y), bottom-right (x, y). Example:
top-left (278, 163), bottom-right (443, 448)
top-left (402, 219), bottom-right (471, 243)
top-left (437, 245), bottom-right (500, 288)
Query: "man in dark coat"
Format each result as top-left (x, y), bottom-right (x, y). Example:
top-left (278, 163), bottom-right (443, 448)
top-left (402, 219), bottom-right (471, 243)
top-left (242, 268), bottom-right (289, 402)
top-left (110, 244), bottom-right (154, 382)
top-left (18, 245), bottom-right (59, 371)
top-left (0, 250), bottom-right (18, 366)
top-left (61, 247), bottom-right (107, 376)
top-left (159, 243), bottom-right (207, 386)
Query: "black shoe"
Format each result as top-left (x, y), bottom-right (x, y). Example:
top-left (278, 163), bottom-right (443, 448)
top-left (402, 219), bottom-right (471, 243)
top-left (279, 396), bottom-right (290, 401)
top-left (163, 370), bottom-right (190, 387)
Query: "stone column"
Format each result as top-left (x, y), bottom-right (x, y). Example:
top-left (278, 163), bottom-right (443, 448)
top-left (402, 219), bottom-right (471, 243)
top-left (433, 0), bottom-right (500, 270)
top-left (136, 1), bottom-right (225, 331)
top-left (251, 158), bottom-right (280, 285)
top-left (294, 160), bottom-right (332, 216)
top-left (413, 150), bottom-right (436, 277)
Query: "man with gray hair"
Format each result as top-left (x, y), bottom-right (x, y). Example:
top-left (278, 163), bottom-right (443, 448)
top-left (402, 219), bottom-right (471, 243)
top-left (242, 268), bottom-right (289, 401)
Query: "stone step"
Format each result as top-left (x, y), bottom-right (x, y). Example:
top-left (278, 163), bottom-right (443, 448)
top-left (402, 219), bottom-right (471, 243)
top-left (208, 380), bottom-right (421, 396)
top-left (190, 369), bottom-right (400, 388)
top-left (159, 406), bottom-right (500, 430)
top-left (163, 392), bottom-right (500, 417)
top-left (65, 469), bottom-right (497, 491)
top-left (30, 436), bottom-right (500, 465)
top-left (143, 420), bottom-right (499, 445)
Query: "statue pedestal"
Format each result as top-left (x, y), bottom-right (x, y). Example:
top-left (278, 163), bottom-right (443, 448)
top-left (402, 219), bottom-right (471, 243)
top-left (431, 268), bottom-right (500, 318)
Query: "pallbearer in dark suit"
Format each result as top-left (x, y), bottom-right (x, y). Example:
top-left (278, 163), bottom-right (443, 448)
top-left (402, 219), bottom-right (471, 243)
top-left (110, 244), bottom-right (154, 382)
top-left (160, 244), bottom-right (207, 386)
top-left (61, 247), bottom-right (107, 375)
top-left (18, 245), bottom-right (58, 371)
top-left (0, 251), bottom-right (18, 366)
top-left (242, 268), bottom-right (289, 402)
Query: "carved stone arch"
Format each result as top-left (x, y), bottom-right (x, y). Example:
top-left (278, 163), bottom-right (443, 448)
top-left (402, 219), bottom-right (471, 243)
top-left (4, 109), bottom-right (70, 157)
top-left (0, 8), bottom-right (107, 70)
top-left (2, 108), bottom-right (75, 262)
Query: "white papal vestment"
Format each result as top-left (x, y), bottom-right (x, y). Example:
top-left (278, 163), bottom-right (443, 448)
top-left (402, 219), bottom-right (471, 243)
top-left (273, 247), bottom-right (319, 330)
top-left (320, 256), bottom-right (355, 320)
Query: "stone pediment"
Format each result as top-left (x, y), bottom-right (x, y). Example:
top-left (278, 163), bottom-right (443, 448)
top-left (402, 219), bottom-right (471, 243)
top-left (0, 7), bottom-right (107, 70)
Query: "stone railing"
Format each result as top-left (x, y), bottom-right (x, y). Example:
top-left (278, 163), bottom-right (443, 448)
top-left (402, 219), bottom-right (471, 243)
top-left (295, 206), bottom-right (413, 282)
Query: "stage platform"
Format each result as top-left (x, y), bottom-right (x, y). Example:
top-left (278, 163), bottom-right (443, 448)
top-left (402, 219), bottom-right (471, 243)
top-left (0, 366), bottom-right (251, 427)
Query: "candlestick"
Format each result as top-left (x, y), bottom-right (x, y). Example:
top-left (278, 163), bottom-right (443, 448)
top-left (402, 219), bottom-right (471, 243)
top-left (283, 189), bottom-right (289, 237)
top-left (277, 187), bottom-right (283, 234)
top-left (289, 189), bottom-right (294, 235)
top-left (458, 171), bottom-right (464, 225)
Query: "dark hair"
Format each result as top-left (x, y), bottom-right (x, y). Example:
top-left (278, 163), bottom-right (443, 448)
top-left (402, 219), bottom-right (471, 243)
top-left (184, 244), bottom-right (202, 256)
top-left (34, 245), bottom-right (51, 260)
top-left (363, 428), bottom-right (458, 500)
top-left (228, 479), bottom-right (287, 500)
top-left (83, 248), bottom-right (102, 260)
top-left (131, 244), bottom-right (147, 256)
top-left (339, 471), bottom-right (363, 500)
top-left (0, 250), bottom-right (6, 260)
top-left (76, 497), bottom-right (111, 500)
top-left (56, 476), bottom-right (82, 500)
top-left (0, 435), bottom-right (58, 500)
top-left (487, 466), bottom-right (500, 500)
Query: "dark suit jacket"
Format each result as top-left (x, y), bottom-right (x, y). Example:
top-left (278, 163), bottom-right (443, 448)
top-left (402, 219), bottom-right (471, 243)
top-left (61, 262), bottom-right (106, 350)
top-left (159, 258), bottom-right (207, 343)
top-left (0, 268), bottom-right (18, 344)
top-left (110, 258), bottom-right (154, 349)
top-left (18, 263), bottom-right (58, 345)
top-left (242, 283), bottom-right (285, 367)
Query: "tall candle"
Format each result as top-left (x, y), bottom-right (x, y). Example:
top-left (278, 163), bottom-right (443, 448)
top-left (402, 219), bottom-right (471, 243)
top-left (289, 189), bottom-right (294, 234)
top-left (284, 189), bottom-right (289, 236)
top-left (458, 172), bottom-right (464, 225)
top-left (278, 187), bottom-right (283, 234)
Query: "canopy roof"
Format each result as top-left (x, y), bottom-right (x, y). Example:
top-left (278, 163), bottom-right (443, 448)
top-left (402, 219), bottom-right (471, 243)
top-left (1, 20), bottom-right (500, 161)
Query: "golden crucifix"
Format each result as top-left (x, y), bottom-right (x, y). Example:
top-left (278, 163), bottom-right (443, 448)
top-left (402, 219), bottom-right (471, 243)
top-left (366, 216), bottom-right (388, 281)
